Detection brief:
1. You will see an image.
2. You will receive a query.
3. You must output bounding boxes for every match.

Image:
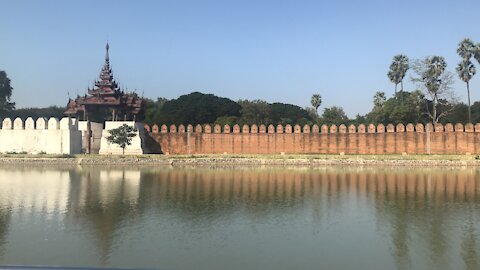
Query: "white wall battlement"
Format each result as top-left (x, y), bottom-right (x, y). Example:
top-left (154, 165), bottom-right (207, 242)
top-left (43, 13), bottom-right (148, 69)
top-left (0, 117), bottom-right (146, 155)
top-left (0, 117), bottom-right (82, 154)
top-left (1, 117), bottom-right (79, 130)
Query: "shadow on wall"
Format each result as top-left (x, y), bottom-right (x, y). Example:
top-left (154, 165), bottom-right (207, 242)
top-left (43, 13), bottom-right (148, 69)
top-left (142, 129), bottom-right (162, 154)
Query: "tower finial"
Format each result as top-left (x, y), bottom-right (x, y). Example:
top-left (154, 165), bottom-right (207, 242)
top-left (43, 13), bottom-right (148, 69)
top-left (106, 41), bottom-right (109, 62)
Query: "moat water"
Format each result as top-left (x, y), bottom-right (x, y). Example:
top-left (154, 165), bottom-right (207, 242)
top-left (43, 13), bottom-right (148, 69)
top-left (0, 166), bottom-right (479, 270)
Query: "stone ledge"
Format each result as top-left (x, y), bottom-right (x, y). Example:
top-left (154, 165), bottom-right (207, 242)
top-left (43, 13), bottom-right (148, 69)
top-left (0, 156), bottom-right (479, 167)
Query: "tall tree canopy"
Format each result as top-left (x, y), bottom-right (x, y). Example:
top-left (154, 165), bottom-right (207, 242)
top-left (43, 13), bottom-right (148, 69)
top-left (237, 99), bottom-right (271, 125)
top-left (320, 106), bottom-right (349, 125)
top-left (373, 91), bottom-right (386, 108)
top-left (387, 55), bottom-right (410, 95)
top-left (156, 92), bottom-right (241, 125)
top-left (143, 97), bottom-right (169, 125)
top-left (148, 93), bottom-right (314, 126)
top-left (456, 38), bottom-right (477, 123)
top-left (366, 90), bottom-right (425, 125)
top-left (7, 106), bottom-right (65, 120)
top-left (457, 38), bottom-right (476, 60)
top-left (235, 100), bottom-right (313, 126)
top-left (310, 94), bottom-right (322, 112)
top-left (269, 102), bottom-right (312, 126)
top-left (475, 43), bottom-right (480, 64)
top-left (0, 71), bottom-right (15, 116)
top-left (412, 56), bottom-right (455, 125)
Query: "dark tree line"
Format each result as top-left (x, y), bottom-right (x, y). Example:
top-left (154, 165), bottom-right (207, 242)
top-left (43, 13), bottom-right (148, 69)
top-left (5, 106), bottom-right (66, 120)
top-left (0, 71), bottom-right (15, 117)
top-left (143, 92), bottom-right (314, 126)
top-left (5, 90), bottom-right (479, 128)
top-left (145, 92), bottom-right (242, 126)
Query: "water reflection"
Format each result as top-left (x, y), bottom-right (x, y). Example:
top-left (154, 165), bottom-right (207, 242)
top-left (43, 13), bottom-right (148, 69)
top-left (0, 205), bottom-right (10, 257)
top-left (0, 166), bottom-right (479, 269)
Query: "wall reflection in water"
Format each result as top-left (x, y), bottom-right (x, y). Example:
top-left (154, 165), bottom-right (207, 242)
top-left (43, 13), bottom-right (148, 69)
top-left (0, 166), bottom-right (479, 270)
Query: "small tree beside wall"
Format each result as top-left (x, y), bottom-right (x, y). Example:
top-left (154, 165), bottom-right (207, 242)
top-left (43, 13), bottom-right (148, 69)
top-left (106, 124), bottom-right (137, 155)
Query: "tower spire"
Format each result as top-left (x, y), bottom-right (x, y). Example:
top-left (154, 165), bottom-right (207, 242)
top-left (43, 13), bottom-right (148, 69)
top-left (64, 42), bottom-right (144, 120)
top-left (106, 41), bottom-right (109, 62)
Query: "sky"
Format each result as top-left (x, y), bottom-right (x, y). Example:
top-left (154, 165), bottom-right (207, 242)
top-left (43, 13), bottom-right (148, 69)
top-left (1, 0), bottom-right (480, 117)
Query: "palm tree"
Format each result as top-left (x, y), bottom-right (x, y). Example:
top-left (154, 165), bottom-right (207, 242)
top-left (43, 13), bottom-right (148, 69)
top-left (310, 94), bottom-right (322, 112)
top-left (388, 55), bottom-right (409, 96)
top-left (474, 43), bottom-right (480, 64)
top-left (457, 38), bottom-right (475, 60)
top-left (456, 60), bottom-right (476, 123)
top-left (456, 38), bottom-right (477, 123)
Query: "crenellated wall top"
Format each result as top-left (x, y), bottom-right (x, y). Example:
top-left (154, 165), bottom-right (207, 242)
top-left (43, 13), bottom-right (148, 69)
top-left (1, 117), bottom-right (78, 130)
top-left (145, 123), bottom-right (480, 134)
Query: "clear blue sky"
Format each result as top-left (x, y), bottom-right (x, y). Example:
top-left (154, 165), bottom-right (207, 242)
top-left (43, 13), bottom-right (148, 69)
top-left (1, 0), bottom-right (479, 116)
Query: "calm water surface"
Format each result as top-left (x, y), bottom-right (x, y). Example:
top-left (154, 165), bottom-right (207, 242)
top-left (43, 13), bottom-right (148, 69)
top-left (0, 166), bottom-right (479, 270)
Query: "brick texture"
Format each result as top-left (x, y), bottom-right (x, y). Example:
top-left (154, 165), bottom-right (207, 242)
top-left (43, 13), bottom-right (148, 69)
top-left (146, 123), bottom-right (480, 155)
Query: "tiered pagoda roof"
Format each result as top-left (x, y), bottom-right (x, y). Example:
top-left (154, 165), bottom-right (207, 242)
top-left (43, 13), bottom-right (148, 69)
top-left (65, 43), bottom-right (143, 118)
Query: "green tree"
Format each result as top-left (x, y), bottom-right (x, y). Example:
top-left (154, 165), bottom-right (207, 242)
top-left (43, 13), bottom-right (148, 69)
top-left (0, 71), bottom-right (15, 116)
top-left (412, 56), bottom-right (455, 125)
top-left (456, 60), bottom-right (476, 123)
top-left (321, 106), bottom-right (349, 125)
top-left (441, 103), bottom-right (469, 124)
top-left (366, 90), bottom-right (426, 124)
top-left (151, 92), bottom-right (314, 126)
top-left (351, 114), bottom-right (367, 125)
top-left (157, 92), bottom-right (241, 125)
top-left (143, 97), bottom-right (169, 125)
top-left (238, 99), bottom-right (271, 125)
top-left (269, 102), bottom-right (312, 126)
top-left (373, 91), bottom-right (387, 108)
top-left (305, 107), bottom-right (319, 121)
top-left (456, 38), bottom-right (477, 123)
top-left (457, 38), bottom-right (476, 60)
top-left (106, 124), bottom-right (137, 155)
top-left (474, 43), bottom-right (480, 64)
top-left (450, 101), bottom-right (480, 125)
top-left (310, 94), bottom-right (322, 112)
top-left (472, 101), bottom-right (480, 124)
top-left (214, 116), bottom-right (239, 127)
top-left (388, 55), bottom-right (410, 95)
top-left (8, 106), bottom-right (65, 120)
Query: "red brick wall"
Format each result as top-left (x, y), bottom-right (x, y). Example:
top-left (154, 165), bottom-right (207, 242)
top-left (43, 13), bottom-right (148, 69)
top-left (145, 123), bottom-right (480, 155)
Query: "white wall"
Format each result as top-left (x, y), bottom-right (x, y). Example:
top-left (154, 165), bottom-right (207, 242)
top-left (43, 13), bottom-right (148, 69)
top-left (78, 121), bottom-right (104, 154)
top-left (0, 117), bottom-right (82, 154)
top-left (0, 118), bottom-right (147, 155)
top-left (98, 121), bottom-right (145, 155)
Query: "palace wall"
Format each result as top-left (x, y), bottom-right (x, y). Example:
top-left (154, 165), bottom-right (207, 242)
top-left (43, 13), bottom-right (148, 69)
top-left (78, 121), bottom-right (104, 154)
top-left (0, 117), bottom-right (82, 154)
top-left (147, 123), bottom-right (480, 155)
top-left (98, 121), bottom-right (145, 155)
top-left (2, 119), bottom-right (479, 156)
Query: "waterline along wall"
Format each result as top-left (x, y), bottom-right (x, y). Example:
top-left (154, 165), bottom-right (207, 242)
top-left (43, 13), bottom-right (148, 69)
top-left (0, 117), bottom-right (82, 154)
top-left (147, 123), bottom-right (480, 155)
